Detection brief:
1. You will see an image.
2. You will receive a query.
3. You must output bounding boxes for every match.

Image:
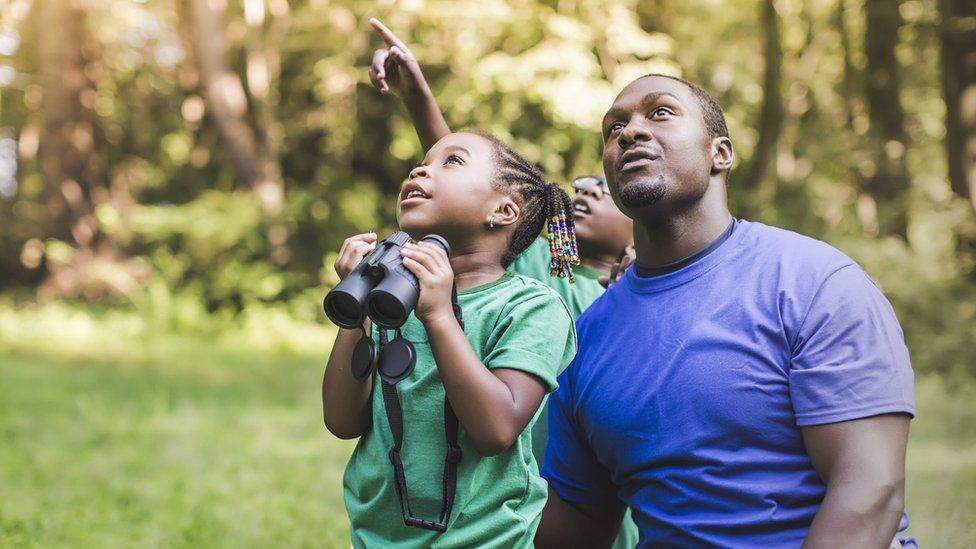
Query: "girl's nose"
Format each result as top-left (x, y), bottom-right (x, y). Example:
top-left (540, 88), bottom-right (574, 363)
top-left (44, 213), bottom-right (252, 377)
top-left (408, 165), bottom-right (429, 179)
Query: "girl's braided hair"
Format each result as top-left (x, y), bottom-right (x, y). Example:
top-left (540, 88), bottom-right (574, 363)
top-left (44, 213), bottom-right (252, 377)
top-left (476, 132), bottom-right (579, 282)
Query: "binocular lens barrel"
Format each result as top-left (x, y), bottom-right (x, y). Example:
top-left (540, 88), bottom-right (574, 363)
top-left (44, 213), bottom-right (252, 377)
top-left (366, 272), bottom-right (419, 328)
top-left (323, 232), bottom-right (450, 329)
top-left (324, 286), bottom-right (369, 329)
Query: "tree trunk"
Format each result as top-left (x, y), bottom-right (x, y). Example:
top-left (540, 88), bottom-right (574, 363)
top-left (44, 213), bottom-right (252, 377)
top-left (35, 0), bottom-right (98, 249)
top-left (739, 0), bottom-right (783, 219)
top-left (864, 0), bottom-right (910, 238)
top-left (835, 0), bottom-right (857, 128)
top-left (941, 0), bottom-right (976, 215)
top-left (186, 0), bottom-right (284, 216)
top-left (186, 0), bottom-right (289, 264)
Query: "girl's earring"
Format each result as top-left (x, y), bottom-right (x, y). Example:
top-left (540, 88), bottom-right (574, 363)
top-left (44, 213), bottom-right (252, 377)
top-left (488, 215), bottom-right (495, 229)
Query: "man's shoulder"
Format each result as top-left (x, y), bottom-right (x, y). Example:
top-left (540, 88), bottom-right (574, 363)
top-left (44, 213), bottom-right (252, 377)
top-left (739, 220), bottom-right (857, 280)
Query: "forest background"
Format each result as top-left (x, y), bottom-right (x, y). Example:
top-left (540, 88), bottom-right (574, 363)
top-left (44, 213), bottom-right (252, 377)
top-left (0, 0), bottom-right (974, 546)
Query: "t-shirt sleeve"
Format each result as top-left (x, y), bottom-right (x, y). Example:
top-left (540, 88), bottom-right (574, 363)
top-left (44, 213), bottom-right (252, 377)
top-left (789, 264), bottom-right (915, 427)
top-left (482, 293), bottom-right (576, 392)
top-left (541, 366), bottom-right (617, 504)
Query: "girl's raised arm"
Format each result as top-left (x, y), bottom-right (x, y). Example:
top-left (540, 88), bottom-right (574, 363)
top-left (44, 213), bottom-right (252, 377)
top-left (368, 18), bottom-right (451, 152)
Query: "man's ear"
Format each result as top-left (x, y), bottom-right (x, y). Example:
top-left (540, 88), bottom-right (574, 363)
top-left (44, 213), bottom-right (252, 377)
top-left (710, 137), bottom-right (734, 176)
top-left (490, 197), bottom-right (520, 228)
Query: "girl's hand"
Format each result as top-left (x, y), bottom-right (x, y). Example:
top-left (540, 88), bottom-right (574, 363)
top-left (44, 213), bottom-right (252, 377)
top-left (368, 18), bottom-right (429, 100)
top-left (334, 233), bottom-right (377, 280)
top-left (598, 244), bottom-right (635, 288)
top-left (400, 241), bottom-right (455, 324)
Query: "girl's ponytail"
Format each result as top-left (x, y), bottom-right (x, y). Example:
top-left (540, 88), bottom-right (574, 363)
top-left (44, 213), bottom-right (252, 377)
top-left (544, 183), bottom-right (579, 282)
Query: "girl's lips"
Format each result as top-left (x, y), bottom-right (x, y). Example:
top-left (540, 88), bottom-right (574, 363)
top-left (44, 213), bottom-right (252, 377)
top-left (399, 196), bottom-right (430, 207)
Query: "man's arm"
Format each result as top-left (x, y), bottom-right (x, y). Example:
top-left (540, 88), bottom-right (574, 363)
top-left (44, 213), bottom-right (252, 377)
top-left (368, 18), bottom-right (451, 151)
top-left (801, 413), bottom-right (909, 549)
top-left (535, 486), bottom-right (625, 549)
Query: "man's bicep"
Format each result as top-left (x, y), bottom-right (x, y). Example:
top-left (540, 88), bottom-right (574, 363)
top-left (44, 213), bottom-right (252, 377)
top-left (536, 485), bottom-right (625, 549)
top-left (802, 413), bottom-right (909, 487)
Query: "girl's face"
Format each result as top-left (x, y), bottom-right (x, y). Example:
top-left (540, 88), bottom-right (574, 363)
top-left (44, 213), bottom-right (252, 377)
top-left (397, 132), bottom-right (507, 244)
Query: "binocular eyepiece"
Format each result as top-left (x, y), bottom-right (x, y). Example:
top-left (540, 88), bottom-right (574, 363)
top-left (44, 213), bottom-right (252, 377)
top-left (324, 232), bottom-right (450, 329)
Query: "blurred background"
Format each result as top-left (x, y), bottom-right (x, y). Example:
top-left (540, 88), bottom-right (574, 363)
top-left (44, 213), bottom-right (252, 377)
top-left (0, 0), bottom-right (974, 546)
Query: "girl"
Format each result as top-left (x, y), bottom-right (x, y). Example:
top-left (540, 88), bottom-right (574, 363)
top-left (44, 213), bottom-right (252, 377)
top-left (322, 131), bottom-right (578, 547)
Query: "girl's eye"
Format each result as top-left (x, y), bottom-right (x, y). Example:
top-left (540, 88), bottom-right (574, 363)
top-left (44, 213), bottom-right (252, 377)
top-left (445, 155), bottom-right (463, 165)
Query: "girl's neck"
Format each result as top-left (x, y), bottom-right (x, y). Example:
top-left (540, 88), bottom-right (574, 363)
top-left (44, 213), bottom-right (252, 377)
top-left (449, 248), bottom-right (507, 290)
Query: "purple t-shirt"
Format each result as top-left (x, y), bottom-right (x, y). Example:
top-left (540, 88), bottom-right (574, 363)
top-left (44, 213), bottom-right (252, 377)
top-left (543, 220), bottom-right (915, 548)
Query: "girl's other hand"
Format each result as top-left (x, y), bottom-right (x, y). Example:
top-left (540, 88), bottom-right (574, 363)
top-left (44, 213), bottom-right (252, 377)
top-left (598, 244), bottom-right (635, 288)
top-left (400, 241), bottom-right (455, 324)
top-left (334, 233), bottom-right (378, 280)
top-left (368, 18), bottom-right (428, 99)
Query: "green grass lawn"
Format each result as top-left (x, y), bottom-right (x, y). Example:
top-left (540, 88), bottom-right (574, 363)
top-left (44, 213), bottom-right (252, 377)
top-left (1, 340), bottom-right (974, 547)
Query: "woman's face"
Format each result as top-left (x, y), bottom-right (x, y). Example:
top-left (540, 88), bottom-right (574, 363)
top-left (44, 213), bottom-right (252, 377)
top-left (396, 132), bottom-right (505, 243)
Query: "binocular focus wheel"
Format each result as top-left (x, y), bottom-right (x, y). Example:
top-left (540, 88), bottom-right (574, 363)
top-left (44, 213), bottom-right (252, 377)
top-left (378, 336), bottom-right (416, 385)
top-left (351, 337), bottom-right (376, 382)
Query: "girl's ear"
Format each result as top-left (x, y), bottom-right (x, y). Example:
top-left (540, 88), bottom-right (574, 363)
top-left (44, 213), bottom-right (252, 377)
top-left (489, 197), bottom-right (520, 229)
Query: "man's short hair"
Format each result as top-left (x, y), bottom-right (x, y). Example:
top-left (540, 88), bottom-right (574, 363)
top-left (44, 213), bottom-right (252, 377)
top-left (641, 74), bottom-right (730, 140)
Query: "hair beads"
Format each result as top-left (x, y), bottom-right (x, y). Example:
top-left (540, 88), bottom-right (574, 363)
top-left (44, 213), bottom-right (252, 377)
top-left (545, 190), bottom-right (579, 283)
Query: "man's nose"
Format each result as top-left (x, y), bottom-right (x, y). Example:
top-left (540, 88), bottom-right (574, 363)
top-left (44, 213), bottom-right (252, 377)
top-left (408, 164), bottom-right (429, 179)
top-left (619, 121), bottom-right (653, 148)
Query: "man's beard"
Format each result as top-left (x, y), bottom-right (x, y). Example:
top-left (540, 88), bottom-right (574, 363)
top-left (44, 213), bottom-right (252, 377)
top-left (619, 180), bottom-right (666, 208)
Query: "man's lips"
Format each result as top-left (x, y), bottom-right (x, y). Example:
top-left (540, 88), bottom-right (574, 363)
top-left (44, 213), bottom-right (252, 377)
top-left (617, 148), bottom-right (661, 174)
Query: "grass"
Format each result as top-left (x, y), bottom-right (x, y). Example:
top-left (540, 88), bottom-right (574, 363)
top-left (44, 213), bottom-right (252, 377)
top-left (0, 335), bottom-right (974, 547)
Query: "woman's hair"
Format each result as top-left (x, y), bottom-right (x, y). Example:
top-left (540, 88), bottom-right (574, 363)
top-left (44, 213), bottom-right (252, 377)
top-left (476, 132), bottom-right (579, 282)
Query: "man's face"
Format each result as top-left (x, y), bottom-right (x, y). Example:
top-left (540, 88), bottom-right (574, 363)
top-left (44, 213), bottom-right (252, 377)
top-left (570, 177), bottom-right (633, 258)
top-left (601, 76), bottom-right (716, 219)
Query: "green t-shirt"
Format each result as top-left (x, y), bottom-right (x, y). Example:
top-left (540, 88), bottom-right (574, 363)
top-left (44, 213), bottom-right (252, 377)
top-left (342, 273), bottom-right (576, 548)
top-left (507, 237), bottom-right (608, 318)
top-left (509, 237), bottom-right (640, 549)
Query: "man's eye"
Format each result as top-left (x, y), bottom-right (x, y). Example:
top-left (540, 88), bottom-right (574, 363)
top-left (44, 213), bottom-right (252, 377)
top-left (608, 122), bottom-right (625, 133)
top-left (651, 107), bottom-right (673, 118)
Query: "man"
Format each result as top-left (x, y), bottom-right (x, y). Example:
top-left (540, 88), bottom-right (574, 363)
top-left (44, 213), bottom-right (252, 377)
top-left (535, 74), bottom-right (915, 548)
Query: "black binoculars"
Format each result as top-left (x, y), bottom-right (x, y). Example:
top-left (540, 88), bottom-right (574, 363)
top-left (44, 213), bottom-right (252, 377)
top-left (323, 231), bottom-right (450, 329)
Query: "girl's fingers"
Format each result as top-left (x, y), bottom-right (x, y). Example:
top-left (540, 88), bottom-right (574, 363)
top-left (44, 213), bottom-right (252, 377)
top-left (401, 256), bottom-right (434, 281)
top-left (416, 241), bottom-right (449, 269)
top-left (369, 18), bottom-right (406, 49)
top-left (402, 247), bottom-right (443, 278)
top-left (370, 49), bottom-right (389, 91)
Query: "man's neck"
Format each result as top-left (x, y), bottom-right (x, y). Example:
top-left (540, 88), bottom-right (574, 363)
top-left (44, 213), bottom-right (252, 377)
top-left (633, 183), bottom-right (733, 268)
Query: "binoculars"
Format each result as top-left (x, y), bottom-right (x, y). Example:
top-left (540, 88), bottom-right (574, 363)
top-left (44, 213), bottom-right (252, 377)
top-left (323, 231), bottom-right (450, 329)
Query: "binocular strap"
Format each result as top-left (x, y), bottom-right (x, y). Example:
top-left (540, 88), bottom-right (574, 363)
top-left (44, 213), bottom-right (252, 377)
top-left (380, 381), bottom-right (461, 532)
top-left (376, 283), bottom-right (465, 532)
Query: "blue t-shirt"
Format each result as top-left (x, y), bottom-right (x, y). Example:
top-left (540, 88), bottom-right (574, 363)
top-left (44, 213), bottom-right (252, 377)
top-left (542, 220), bottom-right (915, 548)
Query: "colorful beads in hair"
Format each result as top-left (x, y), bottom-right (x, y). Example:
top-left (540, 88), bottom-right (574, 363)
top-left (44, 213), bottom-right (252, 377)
top-left (544, 184), bottom-right (580, 282)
